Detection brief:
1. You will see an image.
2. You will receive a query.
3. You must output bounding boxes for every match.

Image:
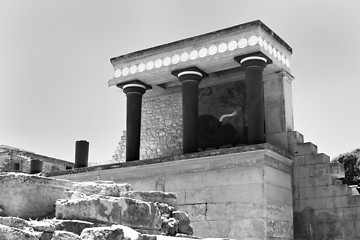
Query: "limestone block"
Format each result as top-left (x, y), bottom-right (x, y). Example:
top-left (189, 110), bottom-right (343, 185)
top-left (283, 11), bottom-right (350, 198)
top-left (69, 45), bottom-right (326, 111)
top-left (206, 203), bottom-right (231, 221)
top-left (305, 153), bottom-right (330, 165)
top-left (290, 142), bottom-right (318, 156)
top-left (56, 196), bottom-right (161, 231)
top-left (178, 204), bottom-right (206, 222)
top-left (160, 217), bottom-right (178, 236)
top-left (185, 220), bottom-right (231, 238)
top-left (71, 181), bottom-right (133, 197)
top-left (80, 225), bottom-right (140, 240)
top-left (229, 203), bottom-right (266, 220)
top-left (171, 211), bottom-right (193, 235)
top-left (55, 220), bottom-right (95, 236)
top-left (155, 203), bottom-right (175, 216)
top-left (121, 191), bottom-right (177, 208)
top-left (0, 223), bottom-right (40, 240)
top-left (0, 216), bottom-right (32, 231)
top-left (52, 230), bottom-right (80, 240)
top-left (0, 173), bottom-right (72, 218)
top-left (287, 131), bottom-right (304, 145)
top-left (266, 219), bottom-right (293, 239)
top-left (229, 218), bottom-right (265, 238)
top-left (28, 219), bottom-right (56, 232)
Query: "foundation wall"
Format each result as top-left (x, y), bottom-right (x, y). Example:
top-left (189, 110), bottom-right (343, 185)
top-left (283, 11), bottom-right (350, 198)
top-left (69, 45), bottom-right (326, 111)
top-left (55, 147), bottom-right (294, 239)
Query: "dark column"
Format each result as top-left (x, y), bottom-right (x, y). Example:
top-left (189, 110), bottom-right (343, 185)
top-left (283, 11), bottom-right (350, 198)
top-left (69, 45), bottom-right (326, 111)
top-left (235, 53), bottom-right (270, 144)
top-left (117, 80), bottom-right (151, 161)
top-left (172, 67), bottom-right (207, 154)
top-left (30, 159), bottom-right (43, 174)
top-left (75, 140), bottom-right (89, 168)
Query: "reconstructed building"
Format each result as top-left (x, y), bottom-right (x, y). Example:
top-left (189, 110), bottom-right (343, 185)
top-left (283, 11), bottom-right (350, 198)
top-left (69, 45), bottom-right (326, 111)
top-left (52, 20), bottom-right (359, 239)
top-left (0, 145), bottom-right (74, 174)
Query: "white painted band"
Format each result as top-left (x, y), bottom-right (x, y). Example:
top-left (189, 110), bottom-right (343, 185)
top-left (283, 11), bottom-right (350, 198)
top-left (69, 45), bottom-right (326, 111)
top-left (240, 56), bottom-right (267, 64)
top-left (122, 84), bottom-right (147, 90)
top-left (177, 71), bottom-right (203, 78)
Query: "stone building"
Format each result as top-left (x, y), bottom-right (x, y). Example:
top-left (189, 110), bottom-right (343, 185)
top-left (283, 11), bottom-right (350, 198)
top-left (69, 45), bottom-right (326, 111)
top-left (0, 145), bottom-right (74, 174)
top-left (53, 20), bottom-right (360, 239)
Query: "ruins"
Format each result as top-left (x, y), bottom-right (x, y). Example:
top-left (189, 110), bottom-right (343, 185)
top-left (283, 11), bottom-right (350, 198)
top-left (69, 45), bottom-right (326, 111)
top-left (1, 20), bottom-right (359, 239)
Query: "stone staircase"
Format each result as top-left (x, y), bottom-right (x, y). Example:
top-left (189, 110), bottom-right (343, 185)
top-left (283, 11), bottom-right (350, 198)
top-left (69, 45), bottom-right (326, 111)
top-left (289, 131), bottom-right (360, 239)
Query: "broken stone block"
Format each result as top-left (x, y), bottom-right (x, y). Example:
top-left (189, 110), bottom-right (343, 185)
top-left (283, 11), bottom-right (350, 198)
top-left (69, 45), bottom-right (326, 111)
top-left (160, 217), bottom-right (178, 236)
top-left (120, 191), bottom-right (177, 208)
top-left (171, 211), bottom-right (193, 235)
top-left (80, 225), bottom-right (140, 240)
top-left (71, 181), bottom-right (133, 197)
top-left (56, 196), bottom-right (161, 231)
top-left (55, 219), bottom-right (95, 236)
top-left (52, 230), bottom-right (80, 240)
top-left (155, 203), bottom-right (175, 217)
top-left (0, 173), bottom-right (72, 218)
top-left (0, 223), bottom-right (40, 240)
top-left (0, 216), bottom-right (32, 231)
top-left (28, 219), bottom-right (56, 232)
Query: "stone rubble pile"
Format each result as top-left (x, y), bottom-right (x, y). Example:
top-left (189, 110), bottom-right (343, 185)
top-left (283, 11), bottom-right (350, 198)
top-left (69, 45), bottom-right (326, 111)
top-left (0, 173), bottom-right (198, 240)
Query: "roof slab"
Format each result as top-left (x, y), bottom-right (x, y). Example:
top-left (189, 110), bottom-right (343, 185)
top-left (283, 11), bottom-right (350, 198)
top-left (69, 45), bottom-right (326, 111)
top-left (108, 20), bottom-right (292, 93)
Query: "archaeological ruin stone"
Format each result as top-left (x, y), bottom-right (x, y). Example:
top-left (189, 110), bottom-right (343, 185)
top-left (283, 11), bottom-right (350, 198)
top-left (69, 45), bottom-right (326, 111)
top-left (56, 196), bottom-right (162, 232)
top-left (70, 181), bottom-right (133, 197)
top-left (0, 172), bottom-right (72, 218)
top-left (0, 223), bottom-right (40, 240)
top-left (120, 191), bottom-right (177, 208)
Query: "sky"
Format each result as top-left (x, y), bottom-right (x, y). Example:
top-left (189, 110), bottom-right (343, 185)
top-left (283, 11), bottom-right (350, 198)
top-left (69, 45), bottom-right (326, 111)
top-left (0, 0), bottom-right (359, 163)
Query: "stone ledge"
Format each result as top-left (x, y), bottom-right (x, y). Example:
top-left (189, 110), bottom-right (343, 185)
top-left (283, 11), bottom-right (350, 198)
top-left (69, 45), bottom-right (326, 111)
top-left (50, 143), bottom-right (292, 177)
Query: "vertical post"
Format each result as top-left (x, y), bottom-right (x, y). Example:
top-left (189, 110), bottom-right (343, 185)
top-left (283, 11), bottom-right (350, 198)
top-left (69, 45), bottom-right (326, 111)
top-left (235, 54), bottom-right (269, 144)
top-left (30, 159), bottom-right (43, 174)
top-left (172, 67), bottom-right (206, 154)
top-left (118, 80), bottom-right (151, 161)
top-left (75, 140), bottom-right (89, 168)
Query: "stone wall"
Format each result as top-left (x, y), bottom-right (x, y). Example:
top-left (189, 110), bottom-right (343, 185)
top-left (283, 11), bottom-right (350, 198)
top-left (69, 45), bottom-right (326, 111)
top-left (55, 145), bottom-right (294, 239)
top-left (0, 152), bottom-right (72, 174)
top-left (140, 92), bottom-right (183, 160)
top-left (289, 131), bottom-right (360, 239)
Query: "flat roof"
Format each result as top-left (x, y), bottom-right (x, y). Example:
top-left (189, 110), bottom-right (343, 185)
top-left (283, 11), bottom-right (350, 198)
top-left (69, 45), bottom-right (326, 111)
top-left (108, 20), bottom-right (292, 90)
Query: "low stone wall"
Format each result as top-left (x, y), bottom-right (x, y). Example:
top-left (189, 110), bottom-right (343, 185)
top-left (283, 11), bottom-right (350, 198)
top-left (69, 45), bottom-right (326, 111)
top-left (55, 144), bottom-right (294, 239)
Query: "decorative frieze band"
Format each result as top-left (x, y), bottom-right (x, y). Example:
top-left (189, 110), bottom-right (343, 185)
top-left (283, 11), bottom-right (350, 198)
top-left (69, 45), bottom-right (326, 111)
top-left (113, 35), bottom-right (291, 79)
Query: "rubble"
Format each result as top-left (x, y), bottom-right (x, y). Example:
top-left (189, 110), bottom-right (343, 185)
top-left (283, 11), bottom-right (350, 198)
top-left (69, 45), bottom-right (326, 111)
top-left (0, 172), bottom-right (202, 240)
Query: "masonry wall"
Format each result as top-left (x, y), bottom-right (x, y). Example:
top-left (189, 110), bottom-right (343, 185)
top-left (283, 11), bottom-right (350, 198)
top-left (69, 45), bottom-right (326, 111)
top-left (55, 146), bottom-right (294, 239)
top-left (288, 131), bottom-right (360, 240)
top-left (0, 152), bottom-right (72, 174)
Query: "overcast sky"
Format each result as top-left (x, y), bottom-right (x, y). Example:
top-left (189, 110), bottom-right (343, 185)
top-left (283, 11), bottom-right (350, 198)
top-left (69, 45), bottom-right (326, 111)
top-left (0, 0), bottom-right (359, 163)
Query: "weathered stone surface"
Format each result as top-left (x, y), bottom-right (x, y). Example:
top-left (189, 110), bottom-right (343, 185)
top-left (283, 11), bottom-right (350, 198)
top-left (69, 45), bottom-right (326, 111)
top-left (171, 211), bottom-right (193, 235)
top-left (52, 230), bottom-right (80, 240)
top-left (56, 196), bottom-right (161, 231)
top-left (80, 225), bottom-right (140, 240)
top-left (139, 235), bottom-right (197, 240)
top-left (0, 173), bottom-right (72, 218)
top-left (121, 191), bottom-right (177, 208)
top-left (55, 220), bottom-right (95, 235)
top-left (29, 219), bottom-right (56, 232)
top-left (0, 216), bottom-right (32, 230)
top-left (0, 223), bottom-right (40, 240)
top-left (71, 181), bottom-right (133, 197)
top-left (161, 217), bottom-right (178, 236)
top-left (155, 203), bottom-right (174, 217)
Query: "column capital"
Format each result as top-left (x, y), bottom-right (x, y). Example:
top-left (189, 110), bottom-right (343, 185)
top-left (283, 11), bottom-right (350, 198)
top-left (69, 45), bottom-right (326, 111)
top-left (172, 67), bottom-right (208, 83)
top-left (117, 80), bottom-right (152, 95)
top-left (234, 51), bottom-right (272, 69)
